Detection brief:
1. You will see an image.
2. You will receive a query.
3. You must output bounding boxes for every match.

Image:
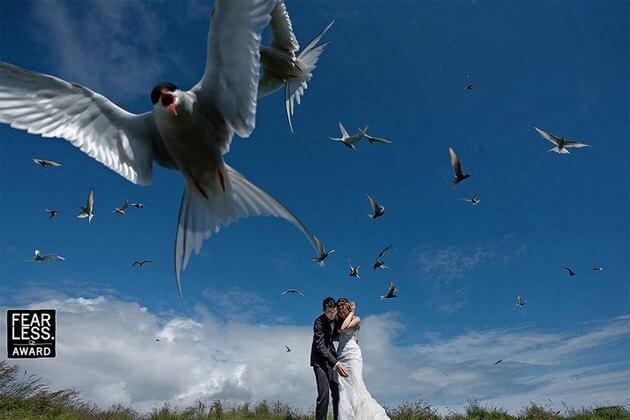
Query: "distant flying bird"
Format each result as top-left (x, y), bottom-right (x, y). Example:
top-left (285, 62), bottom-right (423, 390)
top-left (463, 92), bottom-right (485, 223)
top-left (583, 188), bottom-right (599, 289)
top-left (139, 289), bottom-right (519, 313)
top-left (365, 133), bottom-right (394, 145)
top-left (155, 338), bottom-right (161, 342)
top-left (564, 267), bottom-right (576, 277)
top-left (380, 281), bottom-right (397, 299)
top-left (312, 236), bottom-right (334, 266)
top-left (113, 199), bottom-right (129, 215)
top-left (366, 194), bottom-right (385, 219)
top-left (534, 127), bottom-right (590, 154)
top-left (281, 288), bottom-right (304, 296)
top-left (131, 203), bottom-right (145, 209)
top-left (592, 267), bottom-right (603, 272)
top-left (77, 189), bottom-right (94, 223)
top-left (373, 245), bottom-right (392, 270)
top-left (329, 122), bottom-right (367, 150)
top-left (257, 0), bottom-right (333, 132)
top-left (0, 1), bottom-right (320, 298)
top-left (348, 260), bottom-right (360, 278)
top-left (31, 249), bottom-right (65, 262)
top-left (33, 158), bottom-right (61, 168)
top-left (516, 295), bottom-right (526, 308)
top-left (494, 359), bottom-right (503, 365)
top-left (285, 345), bottom-right (292, 352)
top-left (45, 209), bottom-right (58, 219)
top-left (465, 82), bottom-right (473, 91)
top-left (456, 191), bottom-right (481, 206)
top-left (449, 147), bottom-right (471, 188)
top-left (132, 259), bottom-right (152, 268)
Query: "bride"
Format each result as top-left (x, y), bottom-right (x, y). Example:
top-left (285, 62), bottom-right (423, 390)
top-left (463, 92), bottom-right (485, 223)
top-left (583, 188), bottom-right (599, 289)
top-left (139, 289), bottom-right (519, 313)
top-left (335, 298), bottom-right (390, 419)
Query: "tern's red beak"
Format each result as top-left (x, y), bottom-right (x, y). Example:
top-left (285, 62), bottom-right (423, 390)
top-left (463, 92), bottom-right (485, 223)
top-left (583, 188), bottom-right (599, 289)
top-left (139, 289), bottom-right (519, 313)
top-left (160, 93), bottom-right (178, 116)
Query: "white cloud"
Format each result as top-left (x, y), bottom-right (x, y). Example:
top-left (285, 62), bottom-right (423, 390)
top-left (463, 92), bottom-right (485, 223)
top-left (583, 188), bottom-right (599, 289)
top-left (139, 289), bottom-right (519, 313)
top-left (411, 236), bottom-right (528, 313)
top-left (1, 293), bottom-right (628, 415)
top-left (28, 0), bottom-right (192, 102)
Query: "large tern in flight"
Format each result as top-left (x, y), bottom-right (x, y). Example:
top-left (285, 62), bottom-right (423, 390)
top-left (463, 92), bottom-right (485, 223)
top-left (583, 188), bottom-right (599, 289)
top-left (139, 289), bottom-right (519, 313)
top-left (0, 0), bottom-right (318, 297)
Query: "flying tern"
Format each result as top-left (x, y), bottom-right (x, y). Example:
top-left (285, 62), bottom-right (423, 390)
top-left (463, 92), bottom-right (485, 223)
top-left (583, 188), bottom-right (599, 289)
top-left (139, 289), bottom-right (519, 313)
top-left (258, 0), bottom-right (333, 132)
top-left (534, 127), bottom-right (590, 154)
top-left (329, 122), bottom-right (367, 150)
top-left (77, 189), bottom-right (94, 223)
top-left (0, 0), bottom-right (319, 298)
top-left (449, 147), bottom-right (471, 187)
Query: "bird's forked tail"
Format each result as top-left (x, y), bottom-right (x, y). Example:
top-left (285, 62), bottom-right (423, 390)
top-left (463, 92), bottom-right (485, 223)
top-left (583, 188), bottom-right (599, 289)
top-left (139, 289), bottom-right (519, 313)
top-left (174, 165), bottom-right (318, 298)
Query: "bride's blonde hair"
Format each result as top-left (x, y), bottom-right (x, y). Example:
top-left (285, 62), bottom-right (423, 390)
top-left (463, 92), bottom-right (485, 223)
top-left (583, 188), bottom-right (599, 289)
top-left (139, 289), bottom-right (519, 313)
top-left (336, 298), bottom-right (355, 315)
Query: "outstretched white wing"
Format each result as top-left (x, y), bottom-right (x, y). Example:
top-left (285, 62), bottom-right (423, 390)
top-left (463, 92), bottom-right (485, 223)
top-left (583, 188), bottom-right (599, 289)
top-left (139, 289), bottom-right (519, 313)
top-left (193, 0), bottom-right (275, 138)
top-left (534, 127), bottom-right (560, 146)
top-left (86, 189), bottom-right (94, 213)
top-left (0, 61), bottom-right (165, 186)
top-left (564, 140), bottom-right (590, 148)
top-left (338, 122), bottom-right (349, 139)
top-left (366, 194), bottom-right (378, 212)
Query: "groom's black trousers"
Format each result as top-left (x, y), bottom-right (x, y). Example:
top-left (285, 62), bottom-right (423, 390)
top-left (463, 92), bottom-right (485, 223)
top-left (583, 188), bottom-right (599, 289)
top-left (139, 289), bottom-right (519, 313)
top-left (313, 366), bottom-right (339, 420)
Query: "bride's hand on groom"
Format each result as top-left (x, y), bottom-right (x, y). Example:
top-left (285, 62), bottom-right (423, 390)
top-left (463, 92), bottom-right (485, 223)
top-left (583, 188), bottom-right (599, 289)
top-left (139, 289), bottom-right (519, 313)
top-left (336, 362), bottom-right (349, 377)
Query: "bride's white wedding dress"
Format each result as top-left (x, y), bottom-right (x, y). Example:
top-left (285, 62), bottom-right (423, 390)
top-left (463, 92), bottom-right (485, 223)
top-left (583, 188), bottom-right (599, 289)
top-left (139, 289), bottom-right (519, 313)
top-left (336, 327), bottom-right (390, 419)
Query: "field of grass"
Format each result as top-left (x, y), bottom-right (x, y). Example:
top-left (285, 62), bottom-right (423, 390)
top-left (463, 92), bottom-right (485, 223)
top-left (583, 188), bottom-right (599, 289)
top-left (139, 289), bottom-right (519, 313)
top-left (1, 361), bottom-right (627, 420)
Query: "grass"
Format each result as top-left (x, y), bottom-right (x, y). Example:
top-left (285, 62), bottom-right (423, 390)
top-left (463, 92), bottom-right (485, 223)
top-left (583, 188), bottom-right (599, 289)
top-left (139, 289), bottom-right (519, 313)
top-left (1, 361), bottom-right (627, 420)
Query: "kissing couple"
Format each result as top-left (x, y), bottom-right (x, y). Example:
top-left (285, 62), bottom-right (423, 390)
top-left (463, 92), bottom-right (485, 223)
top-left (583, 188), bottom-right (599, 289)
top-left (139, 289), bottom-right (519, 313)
top-left (310, 297), bottom-right (390, 420)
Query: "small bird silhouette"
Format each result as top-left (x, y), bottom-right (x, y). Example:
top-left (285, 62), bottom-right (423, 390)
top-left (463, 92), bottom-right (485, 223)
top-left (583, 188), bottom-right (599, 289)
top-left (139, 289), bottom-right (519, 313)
top-left (494, 359), bottom-right (503, 365)
top-left (380, 281), bottom-right (397, 299)
top-left (592, 267), bottom-right (603, 272)
top-left (564, 267), bottom-right (576, 277)
top-left (373, 245), bottom-right (392, 270)
top-left (456, 191), bottom-right (480, 206)
top-left (281, 288), bottom-right (304, 296)
top-left (534, 127), bottom-right (590, 154)
top-left (131, 203), bottom-right (145, 209)
top-left (366, 194), bottom-right (385, 219)
top-left (329, 122), bottom-right (367, 150)
top-left (312, 236), bottom-right (334, 266)
top-left (31, 249), bottom-right (65, 262)
top-left (516, 295), bottom-right (526, 308)
top-left (132, 259), bottom-right (152, 268)
top-left (77, 189), bottom-right (94, 223)
top-left (285, 345), bottom-right (292, 353)
top-left (45, 209), bottom-right (58, 219)
top-left (348, 260), bottom-right (360, 278)
top-left (33, 158), bottom-right (62, 168)
top-left (113, 199), bottom-right (129, 215)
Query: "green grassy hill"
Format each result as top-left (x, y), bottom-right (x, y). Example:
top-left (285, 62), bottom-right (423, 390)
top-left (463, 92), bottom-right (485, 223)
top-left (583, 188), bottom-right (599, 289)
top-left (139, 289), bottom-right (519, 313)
top-left (1, 362), bottom-right (627, 420)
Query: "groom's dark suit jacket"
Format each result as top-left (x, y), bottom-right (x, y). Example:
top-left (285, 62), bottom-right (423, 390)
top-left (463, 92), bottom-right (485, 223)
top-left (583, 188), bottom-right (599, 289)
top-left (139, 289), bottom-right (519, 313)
top-left (310, 314), bottom-right (339, 377)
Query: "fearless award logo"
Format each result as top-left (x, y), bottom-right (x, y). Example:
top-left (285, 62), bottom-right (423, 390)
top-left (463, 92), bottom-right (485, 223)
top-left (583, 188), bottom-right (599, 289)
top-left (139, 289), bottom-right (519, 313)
top-left (7, 309), bottom-right (56, 358)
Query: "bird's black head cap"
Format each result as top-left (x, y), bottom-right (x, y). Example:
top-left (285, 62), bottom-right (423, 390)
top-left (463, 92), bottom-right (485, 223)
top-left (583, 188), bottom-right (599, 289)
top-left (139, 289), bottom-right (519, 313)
top-left (151, 82), bottom-right (178, 105)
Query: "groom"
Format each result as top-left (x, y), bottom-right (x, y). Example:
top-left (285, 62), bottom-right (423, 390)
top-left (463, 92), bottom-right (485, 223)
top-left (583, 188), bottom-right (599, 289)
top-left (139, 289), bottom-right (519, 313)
top-left (310, 297), bottom-right (349, 420)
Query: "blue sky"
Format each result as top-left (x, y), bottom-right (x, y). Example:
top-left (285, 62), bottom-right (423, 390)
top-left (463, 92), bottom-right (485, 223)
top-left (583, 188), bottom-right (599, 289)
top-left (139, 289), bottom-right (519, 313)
top-left (1, 0), bottom-right (628, 413)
